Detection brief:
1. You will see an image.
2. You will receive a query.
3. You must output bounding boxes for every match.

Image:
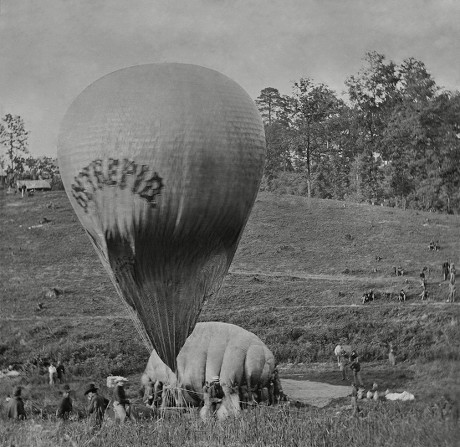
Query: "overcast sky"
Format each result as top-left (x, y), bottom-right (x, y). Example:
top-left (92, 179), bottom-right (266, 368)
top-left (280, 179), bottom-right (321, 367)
top-left (1, 0), bottom-right (459, 157)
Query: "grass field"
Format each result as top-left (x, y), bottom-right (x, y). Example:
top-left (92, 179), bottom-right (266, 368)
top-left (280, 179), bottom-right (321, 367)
top-left (1, 189), bottom-right (459, 446)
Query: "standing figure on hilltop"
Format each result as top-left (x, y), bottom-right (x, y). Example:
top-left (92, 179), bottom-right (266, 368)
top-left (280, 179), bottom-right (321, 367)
top-left (447, 282), bottom-right (456, 303)
top-left (442, 260), bottom-right (450, 281)
top-left (422, 266), bottom-right (430, 279)
top-left (420, 273), bottom-right (428, 300)
top-left (449, 263), bottom-right (456, 284)
top-left (56, 360), bottom-right (66, 384)
top-left (48, 362), bottom-right (57, 385)
top-left (388, 343), bottom-right (396, 366)
top-left (399, 289), bottom-right (406, 302)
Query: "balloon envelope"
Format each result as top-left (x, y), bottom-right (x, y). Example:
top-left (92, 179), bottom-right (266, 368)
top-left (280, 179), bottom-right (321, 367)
top-left (57, 63), bottom-right (266, 369)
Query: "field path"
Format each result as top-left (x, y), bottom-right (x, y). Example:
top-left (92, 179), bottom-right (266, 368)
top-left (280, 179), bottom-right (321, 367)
top-left (0, 315), bottom-right (131, 322)
top-left (1, 268), bottom-right (456, 323)
top-left (1, 301), bottom-right (458, 322)
top-left (229, 269), bottom-right (412, 283)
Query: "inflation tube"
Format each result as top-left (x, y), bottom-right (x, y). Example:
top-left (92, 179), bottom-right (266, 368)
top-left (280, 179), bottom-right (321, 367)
top-left (57, 63), bottom-right (266, 370)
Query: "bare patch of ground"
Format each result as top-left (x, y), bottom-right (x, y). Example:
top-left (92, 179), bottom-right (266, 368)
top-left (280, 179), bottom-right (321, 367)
top-left (281, 379), bottom-right (350, 407)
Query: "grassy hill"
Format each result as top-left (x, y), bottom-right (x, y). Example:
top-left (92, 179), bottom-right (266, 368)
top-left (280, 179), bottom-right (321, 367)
top-left (1, 189), bottom-right (460, 445)
top-left (1, 191), bottom-right (460, 394)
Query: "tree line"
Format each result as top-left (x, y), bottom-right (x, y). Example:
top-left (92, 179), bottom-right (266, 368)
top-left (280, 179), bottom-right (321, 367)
top-left (255, 51), bottom-right (460, 213)
top-left (2, 51), bottom-right (459, 211)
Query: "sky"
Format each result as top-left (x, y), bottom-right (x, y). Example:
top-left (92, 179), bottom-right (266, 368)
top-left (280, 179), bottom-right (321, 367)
top-left (1, 0), bottom-right (459, 157)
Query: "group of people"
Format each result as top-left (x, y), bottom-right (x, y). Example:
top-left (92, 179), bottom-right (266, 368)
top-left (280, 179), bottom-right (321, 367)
top-left (363, 258), bottom-right (457, 304)
top-left (6, 370), bottom-right (287, 425)
top-left (335, 346), bottom-right (395, 417)
top-left (5, 377), bottom-right (131, 428)
top-left (336, 348), bottom-right (363, 387)
top-left (416, 260), bottom-right (456, 302)
top-left (362, 288), bottom-right (407, 303)
top-left (48, 361), bottom-right (65, 385)
top-left (143, 369), bottom-right (286, 420)
top-left (361, 290), bottom-right (375, 304)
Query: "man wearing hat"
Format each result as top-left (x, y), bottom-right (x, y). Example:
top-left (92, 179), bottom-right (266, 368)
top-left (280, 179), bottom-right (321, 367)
top-left (113, 377), bottom-right (130, 423)
top-left (7, 386), bottom-right (27, 420)
top-left (85, 383), bottom-right (108, 428)
top-left (56, 384), bottom-right (73, 420)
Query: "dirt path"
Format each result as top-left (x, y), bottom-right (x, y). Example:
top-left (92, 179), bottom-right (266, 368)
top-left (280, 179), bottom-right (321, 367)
top-left (214, 302), bottom-right (459, 312)
top-left (229, 269), bottom-right (411, 283)
top-left (1, 268), bottom-right (457, 323)
top-left (0, 315), bottom-right (131, 322)
top-left (2, 300), bottom-right (457, 322)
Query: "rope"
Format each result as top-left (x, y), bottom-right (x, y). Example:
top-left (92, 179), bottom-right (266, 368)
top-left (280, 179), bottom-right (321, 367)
top-left (145, 383), bottom-right (287, 410)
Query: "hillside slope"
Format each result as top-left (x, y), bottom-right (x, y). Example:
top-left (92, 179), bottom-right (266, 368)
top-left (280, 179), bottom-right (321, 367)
top-left (1, 190), bottom-right (459, 399)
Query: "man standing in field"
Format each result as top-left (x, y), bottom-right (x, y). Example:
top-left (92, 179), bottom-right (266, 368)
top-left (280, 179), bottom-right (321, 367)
top-left (56, 384), bottom-right (72, 420)
top-left (113, 377), bottom-right (130, 422)
top-left (399, 290), bottom-right (406, 302)
top-left (420, 274), bottom-right (428, 300)
top-left (448, 282), bottom-right (456, 303)
top-left (443, 260), bottom-right (450, 281)
top-left (350, 358), bottom-right (364, 387)
top-left (48, 362), bottom-right (57, 385)
top-left (272, 367), bottom-right (283, 403)
top-left (7, 386), bottom-right (27, 420)
top-left (388, 343), bottom-right (396, 366)
top-left (449, 263), bottom-right (456, 284)
top-left (338, 351), bottom-right (349, 381)
top-left (56, 361), bottom-right (66, 384)
top-left (85, 383), bottom-right (108, 429)
top-left (350, 383), bottom-right (361, 417)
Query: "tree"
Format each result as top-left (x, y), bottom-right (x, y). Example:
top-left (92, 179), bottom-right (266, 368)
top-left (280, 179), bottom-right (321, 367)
top-left (256, 87), bottom-right (293, 126)
top-left (0, 114), bottom-right (29, 175)
top-left (379, 58), bottom-right (459, 210)
top-left (256, 87), bottom-right (294, 183)
top-left (415, 92), bottom-right (460, 212)
top-left (23, 156), bottom-right (59, 180)
top-left (345, 51), bottom-right (400, 159)
top-left (290, 78), bottom-right (345, 197)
